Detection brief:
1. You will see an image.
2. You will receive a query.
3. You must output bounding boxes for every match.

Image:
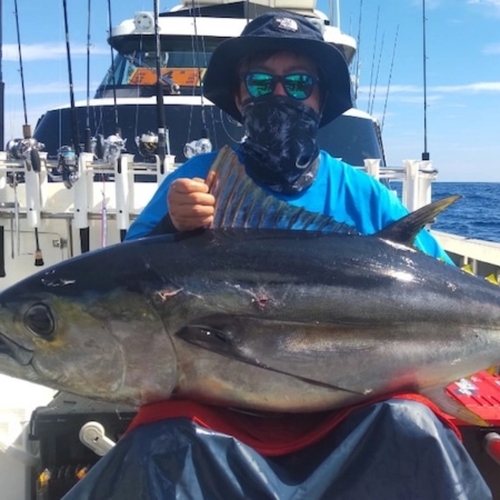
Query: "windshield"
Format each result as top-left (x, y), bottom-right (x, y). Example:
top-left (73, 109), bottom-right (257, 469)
top-left (95, 36), bottom-right (225, 98)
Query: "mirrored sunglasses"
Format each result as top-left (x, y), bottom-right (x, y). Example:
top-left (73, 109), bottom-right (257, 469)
top-left (241, 72), bottom-right (319, 100)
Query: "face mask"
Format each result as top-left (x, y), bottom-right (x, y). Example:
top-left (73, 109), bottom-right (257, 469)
top-left (240, 95), bottom-right (321, 194)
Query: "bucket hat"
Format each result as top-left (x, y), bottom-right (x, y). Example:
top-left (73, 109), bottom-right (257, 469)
top-left (203, 11), bottom-right (353, 128)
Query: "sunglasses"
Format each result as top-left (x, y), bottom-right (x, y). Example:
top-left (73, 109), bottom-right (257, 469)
top-left (241, 72), bottom-right (319, 100)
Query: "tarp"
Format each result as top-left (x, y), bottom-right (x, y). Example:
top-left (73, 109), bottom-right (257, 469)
top-left (62, 399), bottom-right (491, 500)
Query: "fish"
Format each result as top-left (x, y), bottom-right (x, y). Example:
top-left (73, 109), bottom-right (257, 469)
top-left (0, 147), bottom-right (498, 425)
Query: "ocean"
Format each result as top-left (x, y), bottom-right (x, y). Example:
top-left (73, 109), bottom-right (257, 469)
top-left (393, 182), bottom-right (500, 244)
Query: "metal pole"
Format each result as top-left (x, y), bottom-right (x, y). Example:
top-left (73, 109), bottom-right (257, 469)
top-left (335, 0), bottom-right (340, 29)
top-left (422, 0), bottom-right (429, 161)
top-left (0, 0), bottom-right (4, 277)
top-left (0, 0), bottom-right (4, 150)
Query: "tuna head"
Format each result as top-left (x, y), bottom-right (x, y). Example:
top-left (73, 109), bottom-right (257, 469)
top-left (0, 258), bottom-right (178, 406)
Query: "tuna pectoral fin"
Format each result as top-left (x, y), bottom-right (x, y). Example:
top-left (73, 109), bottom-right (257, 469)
top-left (421, 386), bottom-right (489, 427)
top-left (207, 146), bottom-right (358, 233)
top-left (176, 324), bottom-right (369, 396)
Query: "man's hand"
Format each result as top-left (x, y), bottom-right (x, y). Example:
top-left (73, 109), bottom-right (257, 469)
top-left (167, 176), bottom-right (215, 232)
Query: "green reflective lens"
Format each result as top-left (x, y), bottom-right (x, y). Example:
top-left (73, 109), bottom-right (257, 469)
top-left (243, 72), bottom-right (318, 100)
top-left (283, 74), bottom-right (314, 99)
top-left (245, 73), bottom-right (275, 97)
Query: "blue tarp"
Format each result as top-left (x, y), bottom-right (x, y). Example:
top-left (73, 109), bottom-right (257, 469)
top-left (62, 399), bottom-right (491, 500)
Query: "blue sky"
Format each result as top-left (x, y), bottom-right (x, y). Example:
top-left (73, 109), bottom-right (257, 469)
top-left (1, 0), bottom-right (499, 181)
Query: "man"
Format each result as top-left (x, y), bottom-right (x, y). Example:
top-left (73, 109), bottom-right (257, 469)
top-left (125, 12), bottom-right (445, 262)
top-left (64, 11), bottom-right (490, 500)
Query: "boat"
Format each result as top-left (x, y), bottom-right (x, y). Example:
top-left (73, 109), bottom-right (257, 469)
top-left (33, 0), bottom-right (384, 172)
top-left (1, 1), bottom-right (500, 499)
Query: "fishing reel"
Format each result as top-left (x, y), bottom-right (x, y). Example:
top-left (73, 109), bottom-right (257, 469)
top-left (103, 134), bottom-right (127, 164)
top-left (135, 131), bottom-right (158, 162)
top-left (6, 137), bottom-right (45, 172)
top-left (5, 170), bottom-right (24, 188)
top-left (183, 138), bottom-right (212, 159)
top-left (56, 145), bottom-right (79, 189)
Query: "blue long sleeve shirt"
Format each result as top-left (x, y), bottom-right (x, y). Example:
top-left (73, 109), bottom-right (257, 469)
top-left (126, 149), bottom-right (452, 264)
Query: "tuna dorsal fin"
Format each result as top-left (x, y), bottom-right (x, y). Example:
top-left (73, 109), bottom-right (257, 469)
top-left (375, 195), bottom-right (461, 245)
top-left (207, 146), bottom-right (358, 234)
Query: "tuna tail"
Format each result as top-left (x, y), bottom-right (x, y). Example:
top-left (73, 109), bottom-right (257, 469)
top-left (375, 195), bottom-right (461, 246)
top-left (207, 146), bottom-right (358, 234)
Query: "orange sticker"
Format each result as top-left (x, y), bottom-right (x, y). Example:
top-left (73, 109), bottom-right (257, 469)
top-left (128, 68), bottom-right (206, 86)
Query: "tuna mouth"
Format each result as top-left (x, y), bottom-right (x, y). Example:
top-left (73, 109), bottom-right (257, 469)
top-left (0, 333), bottom-right (34, 366)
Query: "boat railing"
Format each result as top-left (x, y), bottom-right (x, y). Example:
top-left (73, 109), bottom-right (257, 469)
top-left (0, 153), bottom-right (437, 220)
top-left (0, 152), bottom-right (496, 283)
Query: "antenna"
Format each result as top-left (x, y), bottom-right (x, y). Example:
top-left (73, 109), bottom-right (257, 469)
top-left (422, 0), bottom-right (429, 161)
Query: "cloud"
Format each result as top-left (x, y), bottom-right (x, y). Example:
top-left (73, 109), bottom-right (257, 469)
top-left (467, 0), bottom-right (500, 14)
top-left (483, 43), bottom-right (500, 54)
top-left (467, 0), bottom-right (500, 5)
top-left (4, 102), bottom-right (67, 140)
top-left (358, 84), bottom-right (421, 95)
top-left (5, 80), bottom-right (101, 96)
top-left (3, 43), bottom-right (109, 61)
top-left (432, 82), bottom-right (500, 92)
top-left (377, 94), bottom-right (443, 105)
top-left (359, 81), bottom-right (500, 97)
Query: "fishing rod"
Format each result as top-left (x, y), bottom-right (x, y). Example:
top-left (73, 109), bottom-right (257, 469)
top-left (366, 4), bottom-right (380, 115)
top-left (13, 0), bottom-right (44, 267)
top-left (105, 0), bottom-right (129, 243)
top-left (107, 0), bottom-right (120, 136)
top-left (353, 0), bottom-right (364, 101)
top-left (368, 31), bottom-right (385, 116)
top-left (0, 0), bottom-right (4, 277)
top-left (154, 0), bottom-right (167, 172)
top-left (381, 25), bottom-right (399, 133)
top-left (0, 0), bottom-right (4, 151)
top-left (181, 0), bottom-right (213, 160)
top-left (85, 0), bottom-right (92, 153)
top-left (62, 0), bottom-right (80, 155)
top-left (62, 0), bottom-right (90, 254)
top-left (191, 0), bottom-right (210, 147)
top-left (422, 0), bottom-right (430, 161)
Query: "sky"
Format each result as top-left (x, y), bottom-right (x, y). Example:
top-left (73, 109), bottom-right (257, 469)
top-left (0, 0), bottom-right (499, 182)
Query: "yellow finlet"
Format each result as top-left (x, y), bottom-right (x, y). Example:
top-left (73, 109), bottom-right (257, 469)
top-left (461, 264), bottom-right (474, 275)
top-left (485, 274), bottom-right (499, 285)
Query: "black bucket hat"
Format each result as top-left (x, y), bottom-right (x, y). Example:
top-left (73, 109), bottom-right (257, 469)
top-left (203, 11), bottom-right (353, 128)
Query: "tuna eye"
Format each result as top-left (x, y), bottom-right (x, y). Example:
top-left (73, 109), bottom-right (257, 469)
top-left (24, 303), bottom-right (55, 339)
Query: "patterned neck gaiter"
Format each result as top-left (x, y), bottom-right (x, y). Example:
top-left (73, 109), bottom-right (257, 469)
top-left (240, 95), bottom-right (321, 194)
